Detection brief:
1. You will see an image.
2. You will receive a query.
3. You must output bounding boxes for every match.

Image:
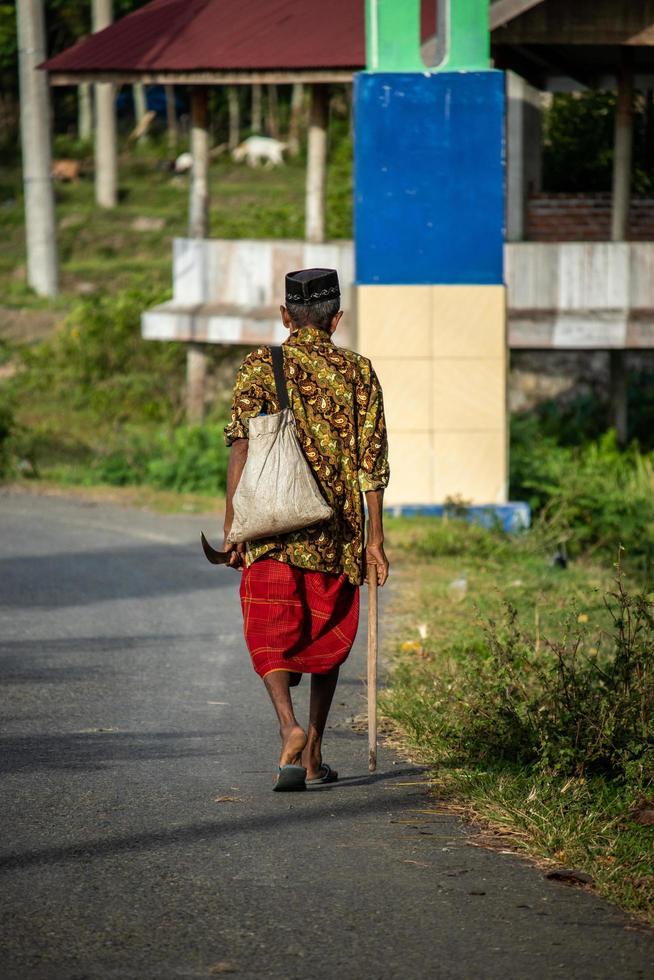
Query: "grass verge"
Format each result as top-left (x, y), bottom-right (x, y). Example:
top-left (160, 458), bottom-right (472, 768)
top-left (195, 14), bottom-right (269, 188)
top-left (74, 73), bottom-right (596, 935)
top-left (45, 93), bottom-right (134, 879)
top-left (382, 516), bottom-right (654, 925)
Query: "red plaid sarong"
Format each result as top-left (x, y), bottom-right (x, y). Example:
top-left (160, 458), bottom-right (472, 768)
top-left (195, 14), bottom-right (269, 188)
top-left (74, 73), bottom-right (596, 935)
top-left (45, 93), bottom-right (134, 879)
top-left (239, 558), bottom-right (360, 678)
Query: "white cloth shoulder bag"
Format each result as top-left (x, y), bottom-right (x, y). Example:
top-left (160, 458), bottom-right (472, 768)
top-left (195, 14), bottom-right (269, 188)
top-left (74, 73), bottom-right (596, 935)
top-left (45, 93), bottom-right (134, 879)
top-left (227, 346), bottom-right (333, 544)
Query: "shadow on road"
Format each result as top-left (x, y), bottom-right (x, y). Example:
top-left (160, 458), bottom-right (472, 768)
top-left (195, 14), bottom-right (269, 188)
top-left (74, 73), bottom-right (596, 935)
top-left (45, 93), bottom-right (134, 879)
top-left (0, 728), bottom-right (227, 775)
top-left (0, 764), bottom-right (436, 874)
top-left (0, 541), bottom-right (235, 610)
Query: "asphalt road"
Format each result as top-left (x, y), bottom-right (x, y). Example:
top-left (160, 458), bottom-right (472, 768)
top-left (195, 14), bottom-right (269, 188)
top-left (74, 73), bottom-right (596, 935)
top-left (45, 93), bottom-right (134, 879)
top-left (1, 490), bottom-right (653, 980)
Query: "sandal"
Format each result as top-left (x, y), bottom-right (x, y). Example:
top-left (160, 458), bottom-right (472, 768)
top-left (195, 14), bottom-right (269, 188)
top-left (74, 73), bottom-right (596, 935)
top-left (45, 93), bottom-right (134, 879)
top-left (273, 764), bottom-right (307, 792)
top-left (306, 763), bottom-right (338, 786)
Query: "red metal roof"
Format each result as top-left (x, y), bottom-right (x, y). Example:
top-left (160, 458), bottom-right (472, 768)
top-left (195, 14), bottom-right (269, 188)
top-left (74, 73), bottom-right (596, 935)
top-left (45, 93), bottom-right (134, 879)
top-left (42, 0), bottom-right (366, 74)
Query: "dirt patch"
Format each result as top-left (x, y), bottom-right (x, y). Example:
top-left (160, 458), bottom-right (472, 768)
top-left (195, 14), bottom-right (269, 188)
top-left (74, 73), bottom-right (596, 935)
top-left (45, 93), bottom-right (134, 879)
top-left (0, 307), bottom-right (64, 344)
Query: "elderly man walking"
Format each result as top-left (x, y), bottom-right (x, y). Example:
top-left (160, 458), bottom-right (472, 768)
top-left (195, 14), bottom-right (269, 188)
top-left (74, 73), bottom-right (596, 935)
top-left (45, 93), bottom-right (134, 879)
top-left (223, 268), bottom-right (389, 791)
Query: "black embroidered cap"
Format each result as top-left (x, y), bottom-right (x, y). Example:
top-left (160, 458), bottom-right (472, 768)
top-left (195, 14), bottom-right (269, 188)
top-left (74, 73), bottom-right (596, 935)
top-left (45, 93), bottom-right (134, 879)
top-left (285, 268), bottom-right (340, 306)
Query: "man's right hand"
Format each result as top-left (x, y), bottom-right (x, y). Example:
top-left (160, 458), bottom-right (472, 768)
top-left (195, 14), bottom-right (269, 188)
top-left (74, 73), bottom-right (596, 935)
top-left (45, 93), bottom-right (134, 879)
top-left (223, 536), bottom-right (245, 570)
top-left (365, 541), bottom-right (389, 586)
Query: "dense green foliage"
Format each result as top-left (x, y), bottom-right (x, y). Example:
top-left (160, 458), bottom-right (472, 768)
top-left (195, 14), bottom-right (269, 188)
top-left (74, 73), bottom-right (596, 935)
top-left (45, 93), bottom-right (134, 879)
top-left (325, 124), bottom-right (353, 240)
top-left (90, 424), bottom-right (229, 494)
top-left (17, 286), bottom-right (185, 421)
top-left (0, 391), bottom-right (14, 478)
top-left (543, 91), bottom-right (654, 193)
top-left (510, 417), bottom-right (654, 572)
top-left (518, 379), bottom-right (654, 452)
top-left (1, 286), bottom-right (231, 495)
top-left (0, 1), bottom-right (150, 94)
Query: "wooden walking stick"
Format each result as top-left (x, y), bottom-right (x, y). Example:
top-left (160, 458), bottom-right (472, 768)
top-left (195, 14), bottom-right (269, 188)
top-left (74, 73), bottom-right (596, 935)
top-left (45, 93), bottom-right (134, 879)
top-left (367, 561), bottom-right (379, 772)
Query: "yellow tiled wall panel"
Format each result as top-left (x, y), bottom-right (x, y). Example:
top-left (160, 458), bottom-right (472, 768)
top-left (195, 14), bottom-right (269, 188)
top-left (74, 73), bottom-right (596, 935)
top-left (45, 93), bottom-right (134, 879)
top-left (432, 431), bottom-right (508, 504)
top-left (431, 358), bottom-right (505, 432)
top-left (386, 432), bottom-right (433, 503)
top-left (372, 358), bottom-right (431, 432)
top-left (355, 283), bottom-right (507, 505)
top-left (355, 285), bottom-right (432, 359)
top-left (431, 286), bottom-right (506, 358)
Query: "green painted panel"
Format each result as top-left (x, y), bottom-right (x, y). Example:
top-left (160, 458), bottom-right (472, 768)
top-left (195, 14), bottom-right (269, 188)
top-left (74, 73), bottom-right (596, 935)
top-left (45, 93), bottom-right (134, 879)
top-left (443, 0), bottom-right (490, 71)
top-left (365, 0), bottom-right (422, 72)
top-left (365, 0), bottom-right (490, 73)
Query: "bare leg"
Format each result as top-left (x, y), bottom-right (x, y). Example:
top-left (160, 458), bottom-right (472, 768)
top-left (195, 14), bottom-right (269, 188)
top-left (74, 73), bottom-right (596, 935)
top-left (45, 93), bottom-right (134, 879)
top-left (263, 670), bottom-right (307, 767)
top-left (302, 666), bottom-right (339, 780)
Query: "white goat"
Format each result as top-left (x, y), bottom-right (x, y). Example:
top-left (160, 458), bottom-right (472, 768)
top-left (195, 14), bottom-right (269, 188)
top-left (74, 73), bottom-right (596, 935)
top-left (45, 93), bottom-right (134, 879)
top-left (232, 136), bottom-right (287, 168)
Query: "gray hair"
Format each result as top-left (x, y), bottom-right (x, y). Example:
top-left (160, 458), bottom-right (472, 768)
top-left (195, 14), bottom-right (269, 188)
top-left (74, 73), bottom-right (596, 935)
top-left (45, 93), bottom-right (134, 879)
top-left (285, 297), bottom-right (340, 332)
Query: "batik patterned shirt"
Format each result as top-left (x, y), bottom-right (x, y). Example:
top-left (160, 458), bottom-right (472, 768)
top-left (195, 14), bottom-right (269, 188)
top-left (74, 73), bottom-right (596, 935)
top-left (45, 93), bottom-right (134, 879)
top-left (224, 326), bottom-right (389, 586)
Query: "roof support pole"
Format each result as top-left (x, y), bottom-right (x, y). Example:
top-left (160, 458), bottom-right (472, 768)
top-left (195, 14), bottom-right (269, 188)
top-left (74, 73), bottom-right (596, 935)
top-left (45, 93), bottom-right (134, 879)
top-left (305, 85), bottom-right (328, 243)
top-left (189, 87), bottom-right (209, 238)
top-left (251, 84), bottom-right (262, 133)
top-left (506, 71), bottom-right (542, 242)
top-left (187, 86), bottom-right (210, 423)
top-left (165, 85), bottom-right (178, 153)
top-left (93, 0), bottom-right (117, 208)
top-left (228, 87), bottom-right (240, 151)
top-left (266, 84), bottom-right (279, 139)
top-left (133, 82), bottom-right (148, 142)
top-left (611, 64), bottom-right (633, 242)
top-left (610, 62), bottom-right (633, 445)
top-left (16, 0), bottom-right (58, 297)
top-left (78, 82), bottom-right (92, 141)
top-left (288, 82), bottom-right (304, 157)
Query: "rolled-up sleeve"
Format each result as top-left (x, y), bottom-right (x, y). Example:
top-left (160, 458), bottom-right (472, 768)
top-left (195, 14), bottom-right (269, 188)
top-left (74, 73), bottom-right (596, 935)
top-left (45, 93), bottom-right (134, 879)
top-left (224, 356), bottom-right (268, 446)
top-left (357, 365), bottom-right (390, 492)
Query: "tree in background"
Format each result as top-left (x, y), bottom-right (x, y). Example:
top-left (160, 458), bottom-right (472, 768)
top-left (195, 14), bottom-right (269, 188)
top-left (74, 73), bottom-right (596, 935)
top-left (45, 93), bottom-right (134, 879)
top-left (0, 0), bottom-right (150, 150)
top-left (543, 91), bottom-right (654, 194)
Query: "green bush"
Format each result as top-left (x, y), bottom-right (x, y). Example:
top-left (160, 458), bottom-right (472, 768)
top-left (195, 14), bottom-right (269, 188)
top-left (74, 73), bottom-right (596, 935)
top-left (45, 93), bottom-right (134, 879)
top-left (410, 518), bottom-right (509, 561)
top-left (0, 392), bottom-right (14, 478)
top-left (511, 420), bottom-right (654, 569)
top-left (14, 285), bottom-right (184, 424)
top-left (0, 389), bottom-right (39, 480)
top-left (512, 377), bottom-right (654, 453)
top-left (145, 425), bottom-right (229, 493)
top-left (543, 92), bottom-right (654, 193)
top-left (326, 129), bottom-right (353, 239)
top-left (52, 134), bottom-right (93, 161)
top-left (384, 568), bottom-right (654, 786)
top-left (91, 424), bottom-right (229, 495)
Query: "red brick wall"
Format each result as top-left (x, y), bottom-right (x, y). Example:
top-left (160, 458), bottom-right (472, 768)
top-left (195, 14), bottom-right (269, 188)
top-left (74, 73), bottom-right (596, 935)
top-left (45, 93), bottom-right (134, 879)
top-left (526, 193), bottom-right (654, 242)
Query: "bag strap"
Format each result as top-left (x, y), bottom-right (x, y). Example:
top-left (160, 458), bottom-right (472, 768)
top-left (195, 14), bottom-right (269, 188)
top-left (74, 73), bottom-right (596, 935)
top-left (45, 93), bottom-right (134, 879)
top-left (270, 346), bottom-right (290, 410)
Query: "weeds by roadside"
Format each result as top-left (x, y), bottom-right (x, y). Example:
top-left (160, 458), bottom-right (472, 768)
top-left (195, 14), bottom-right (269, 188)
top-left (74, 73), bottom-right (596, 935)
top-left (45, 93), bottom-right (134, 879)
top-left (0, 286), bottom-right (234, 493)
top-left (511, 418), bottom-right (654, 573)
top-left (383, 517), bottom-right (654, 924)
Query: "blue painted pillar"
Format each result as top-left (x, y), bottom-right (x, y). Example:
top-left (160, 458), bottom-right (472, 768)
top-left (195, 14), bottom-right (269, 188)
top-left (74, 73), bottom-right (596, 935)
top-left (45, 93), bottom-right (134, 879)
top-left (354, 1), bottom-right (508, 507)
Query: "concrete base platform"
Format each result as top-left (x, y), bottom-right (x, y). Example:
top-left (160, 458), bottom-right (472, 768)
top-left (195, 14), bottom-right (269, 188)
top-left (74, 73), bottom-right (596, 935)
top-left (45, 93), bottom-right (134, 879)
top-left (385, 501), bottom-right (531, 533)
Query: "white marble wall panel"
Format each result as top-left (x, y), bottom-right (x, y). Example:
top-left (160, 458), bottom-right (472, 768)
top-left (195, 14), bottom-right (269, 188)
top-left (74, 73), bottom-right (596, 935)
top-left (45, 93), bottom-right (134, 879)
top-left (505, 242), bottom-right (653, 314)
top-left (557, 243), bottom-right (630, 310)
top-left (230, 241), bottom-right (273, 307)
top-left (173, 239), bottom-right (206, 304)
top-left (142, 303), bottom-right (181, 340)
top-left (629, 243), bottom-right (654, 309)
top-left (551, 312), bottom-right (627, 349)
top-left (505, 242), bottom-right (558, 310)
top-left (171, 238), bottom-right (353, 309)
